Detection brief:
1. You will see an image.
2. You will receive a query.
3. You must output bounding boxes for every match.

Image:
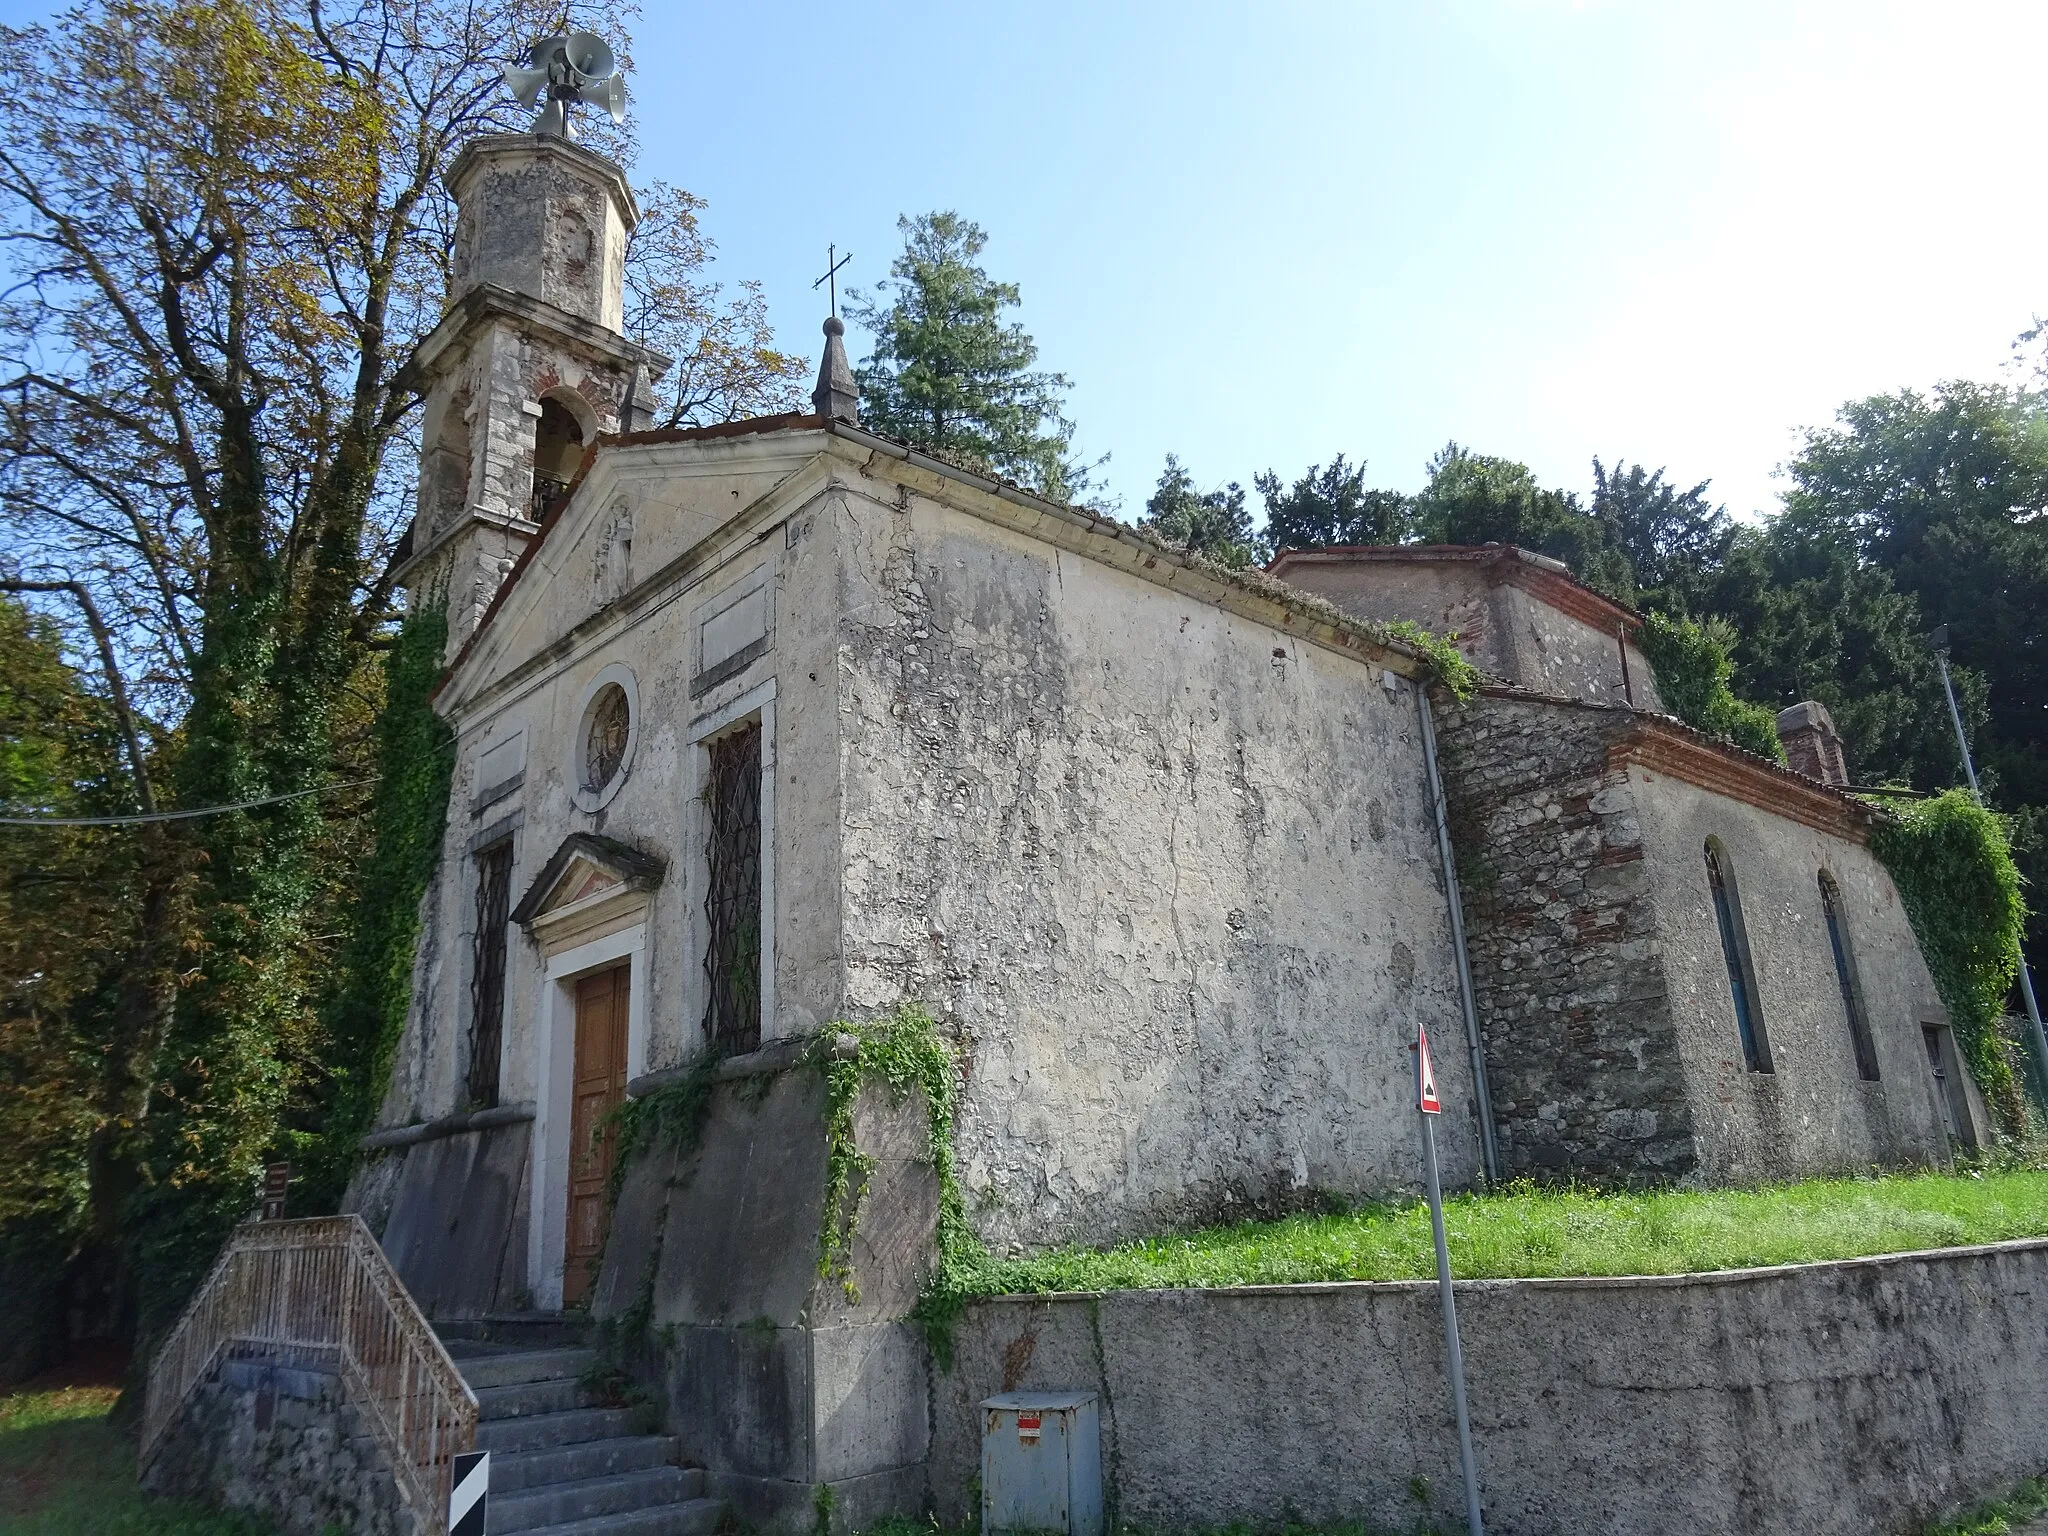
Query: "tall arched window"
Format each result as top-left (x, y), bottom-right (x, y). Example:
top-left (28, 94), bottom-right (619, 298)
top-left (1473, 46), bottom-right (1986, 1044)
top-left (1705, 839), bottom-right (1772, 1073)
top-left (1819, 873), bottom-right (1880, 1081)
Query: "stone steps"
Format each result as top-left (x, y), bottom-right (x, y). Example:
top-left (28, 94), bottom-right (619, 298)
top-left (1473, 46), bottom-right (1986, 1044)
top-left (474, 1376), bottom-right (585, 1420)
top-left (440, 1323), bottom-right (716, 1536)
top-left (457, 1348), bottom-right (597, 1390)
top-left (475, 1407), bottom-right (643, 1456)
top-left (491, 1434), bottom-right (683, 1491)
top-left (490, 1466), bottom-right (706, 1533)
top-left (507, 1502), bottom-right (726, 1536)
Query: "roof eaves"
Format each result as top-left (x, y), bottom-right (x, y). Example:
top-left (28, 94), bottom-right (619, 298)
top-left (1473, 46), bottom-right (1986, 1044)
top-left (823, 421), bottom-right (1446, 679)
top-left (1472, 682), bottom-right (1878, 828)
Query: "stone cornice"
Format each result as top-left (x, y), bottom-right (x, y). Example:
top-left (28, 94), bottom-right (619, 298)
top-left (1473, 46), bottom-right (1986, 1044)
top-left (403, 283), bottom-right (672, 389)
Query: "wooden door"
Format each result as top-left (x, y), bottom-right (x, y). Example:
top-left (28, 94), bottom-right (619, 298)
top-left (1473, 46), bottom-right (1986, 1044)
top-left (563, 964), bottom-right (629, 1306)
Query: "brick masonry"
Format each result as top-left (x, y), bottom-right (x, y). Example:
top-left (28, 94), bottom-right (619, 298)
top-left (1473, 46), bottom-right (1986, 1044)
top-left (1436, 690), bottom-right (1699, 1179)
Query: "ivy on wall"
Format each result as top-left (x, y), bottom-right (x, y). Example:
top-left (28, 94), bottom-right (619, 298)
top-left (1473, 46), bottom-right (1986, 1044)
top-left (303, 607), bottom-right (455, 1207)
top-left (600, 1005), bottom-right (989, 1362)
top-left (1381, 620), bottom-right (1481, 703)
top-left (810, 1006), bottom-right (974, 1306)
top-left (1869, 788), bottom-right (2032, 1137)
top-left (1635, 611), bottom-right (1785, 763)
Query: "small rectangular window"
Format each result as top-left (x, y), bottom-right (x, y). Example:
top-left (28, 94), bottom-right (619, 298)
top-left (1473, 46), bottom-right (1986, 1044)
top-left (705, 721), bottom-right (763, 1054)
top-left (1820, 875), bottom-right (1880, 1081)
top-left (468, 840), bottom-right (513, 1107)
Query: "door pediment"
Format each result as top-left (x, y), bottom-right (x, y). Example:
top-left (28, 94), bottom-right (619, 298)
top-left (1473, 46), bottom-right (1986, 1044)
top-left (512, 832), bottom-right (665, 936)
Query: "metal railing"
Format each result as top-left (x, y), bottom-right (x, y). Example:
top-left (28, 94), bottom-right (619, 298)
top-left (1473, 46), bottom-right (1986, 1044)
top-left (140, 1214), bottom-right (477, 1533)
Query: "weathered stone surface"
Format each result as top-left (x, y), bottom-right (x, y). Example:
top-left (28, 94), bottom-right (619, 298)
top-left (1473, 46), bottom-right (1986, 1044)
top-left (929, 1239), bottom-right (2048, 1536)
top-left (1438, 688), bottom-right (1965, 1183)
top-left (375, 1118), bottom-right (532, 1318)
top-left (1270, 544), bottom-right (1665, 713)
top-left (588, 1067), bottom-right (940, 1531)
top-left (1438, 690), bottom-right (1696, 1179)
top-left (142, 1358), bottom-right (413, 1536)
top-left (831, 485), bottom-right (1480, 1251)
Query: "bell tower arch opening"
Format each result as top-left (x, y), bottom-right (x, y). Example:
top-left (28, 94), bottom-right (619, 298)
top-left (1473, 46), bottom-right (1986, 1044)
top-left (533, 393), bottom-right (589, 521)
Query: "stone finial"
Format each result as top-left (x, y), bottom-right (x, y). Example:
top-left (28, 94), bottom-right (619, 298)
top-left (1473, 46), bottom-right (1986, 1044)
top-left (1777, 700), bottom-right (1849, 785)
top-left (812, 315), bottom-right (858, 424)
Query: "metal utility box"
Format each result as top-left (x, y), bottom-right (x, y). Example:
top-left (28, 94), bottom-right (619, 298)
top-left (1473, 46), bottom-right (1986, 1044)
top-left (980, 1391), bottom-right (1103, 1536)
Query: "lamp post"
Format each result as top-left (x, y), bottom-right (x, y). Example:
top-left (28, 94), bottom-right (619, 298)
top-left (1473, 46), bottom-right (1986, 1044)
top-left (1930, 624), bottom-right (2048, 1104)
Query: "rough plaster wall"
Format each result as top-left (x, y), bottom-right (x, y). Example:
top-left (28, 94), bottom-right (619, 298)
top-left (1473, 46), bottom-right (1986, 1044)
top-left (1628, 767), bottom-right (1952, 1180)
top-left (382, 456), bottom-right (843, 1141)
top-left (451, 143), bottom-right (628, 328)
top-left (1494, 585), bottom-right (1663, 714)
top-left (1274, 560), bottom-right (1505, 675)
top-left (1437, 693), bottom-right (1698, 1178)
top-left (830, 485), bottom-right (1480, 1253)
top-left (930, 1240), bottom-right (2048, 1536)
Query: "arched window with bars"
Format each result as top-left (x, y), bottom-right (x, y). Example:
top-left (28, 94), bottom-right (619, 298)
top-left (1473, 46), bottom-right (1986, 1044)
top-left (1704, 838), bottom-right (1772, 1073)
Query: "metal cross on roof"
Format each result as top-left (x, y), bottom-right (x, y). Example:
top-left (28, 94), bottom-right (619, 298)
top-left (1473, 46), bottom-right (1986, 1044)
top-left (813, 244), bottom-right (852, 318)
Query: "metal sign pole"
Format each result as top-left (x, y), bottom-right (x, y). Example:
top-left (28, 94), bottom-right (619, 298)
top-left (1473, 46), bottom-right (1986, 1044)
top-left (1416, 1025), bottom-right (1484, 1536)
top-left (1933, 632), bottom-right (2048, 1104)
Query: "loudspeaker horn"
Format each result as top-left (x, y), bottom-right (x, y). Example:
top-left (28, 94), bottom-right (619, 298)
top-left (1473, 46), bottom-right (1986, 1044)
top-left (503, 64), bottom-right (549, 108)
top-left (576, 73), bottom-right (627, 123)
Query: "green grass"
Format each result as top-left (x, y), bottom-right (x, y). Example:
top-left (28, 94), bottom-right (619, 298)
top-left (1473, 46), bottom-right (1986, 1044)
top-left (0, 1386), bottom-right (276, 1536)
top-left (959, 1166), bottom-right (2048, 1295)
top-left (1924, 1476), bottom-right (2048, 1536)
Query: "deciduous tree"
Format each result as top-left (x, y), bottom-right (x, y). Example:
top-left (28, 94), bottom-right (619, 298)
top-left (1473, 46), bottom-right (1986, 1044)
top-left (0, 0), bottom-right (801, 1358)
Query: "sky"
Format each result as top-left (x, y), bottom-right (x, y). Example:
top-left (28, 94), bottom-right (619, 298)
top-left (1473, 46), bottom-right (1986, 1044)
top-left (623, 0), bottom-right (2046, 524)
top-left (7, 0), bottom-right (2042, 526)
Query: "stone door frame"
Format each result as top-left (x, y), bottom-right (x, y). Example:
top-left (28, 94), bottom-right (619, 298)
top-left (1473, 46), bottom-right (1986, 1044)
top-left (531, 920), bottom-right (648, 1309)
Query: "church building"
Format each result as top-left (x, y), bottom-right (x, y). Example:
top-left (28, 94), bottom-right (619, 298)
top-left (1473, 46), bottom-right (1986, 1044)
top-left (333, 118), bottom-right (1985, 1532)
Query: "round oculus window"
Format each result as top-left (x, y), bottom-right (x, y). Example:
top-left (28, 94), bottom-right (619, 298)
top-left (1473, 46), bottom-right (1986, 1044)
top-left (582, 682), bottom-right (631, 793)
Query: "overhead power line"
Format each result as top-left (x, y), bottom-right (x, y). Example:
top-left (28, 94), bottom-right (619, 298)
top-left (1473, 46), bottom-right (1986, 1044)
top-left (0, 777), bottom-right (379, 827)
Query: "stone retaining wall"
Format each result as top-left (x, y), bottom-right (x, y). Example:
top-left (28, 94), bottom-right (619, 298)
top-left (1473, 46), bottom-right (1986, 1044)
top-left (931, 1239), bottom-right (2048, 1536)
top-left (141, 1357), bottom-right (413, 1536)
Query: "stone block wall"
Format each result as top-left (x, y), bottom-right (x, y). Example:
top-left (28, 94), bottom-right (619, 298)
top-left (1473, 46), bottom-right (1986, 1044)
top-left (141, 1357), bottom-right (413, 1536)
top-left (1435, 690), bottom-right (1698, 1179)
top-left (594, 1056), bottom-right (939, 1536)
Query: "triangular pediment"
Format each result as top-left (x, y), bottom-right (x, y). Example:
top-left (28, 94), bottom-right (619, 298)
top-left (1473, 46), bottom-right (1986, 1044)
top-left (441, 426), bottom-right (834, 711)
top-left (511, 833), bottom-right (665, 928)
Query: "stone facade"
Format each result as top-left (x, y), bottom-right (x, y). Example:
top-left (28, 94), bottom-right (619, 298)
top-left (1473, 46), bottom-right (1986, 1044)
top-left (396, 135), bottom-right (669, 657)
top-left (141, 1358), bottom-right (413, 1536)
top-left (366, 424), bottom-right (1483, 1311)
top-left (1437, 687), bottom-right (1974, 1183)
top-left (829, 479), bottom-right (1478, 1249)
top-left (1434, 690), bottom-right (1695, 1178)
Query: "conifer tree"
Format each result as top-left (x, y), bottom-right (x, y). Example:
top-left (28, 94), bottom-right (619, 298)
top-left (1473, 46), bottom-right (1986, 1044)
top-left (1140, 455), bottom-right (1257, 568)
top-left (849, 212), bottom-right (1092, 501)
top-left (1254, 455), bottom-right (1410, 555)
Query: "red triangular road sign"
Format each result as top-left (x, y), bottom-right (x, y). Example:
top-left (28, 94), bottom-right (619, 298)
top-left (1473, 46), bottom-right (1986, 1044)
top-left (1417, 1022), bottom-right (1442, 1114)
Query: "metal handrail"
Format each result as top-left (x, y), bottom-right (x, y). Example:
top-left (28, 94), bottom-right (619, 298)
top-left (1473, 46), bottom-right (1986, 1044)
top-left (139, 1214), bottom-right (477, 1533)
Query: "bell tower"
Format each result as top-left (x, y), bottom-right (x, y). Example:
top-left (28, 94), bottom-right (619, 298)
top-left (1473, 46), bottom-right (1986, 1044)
top-left (395, 132), bottom-right (670, 658)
